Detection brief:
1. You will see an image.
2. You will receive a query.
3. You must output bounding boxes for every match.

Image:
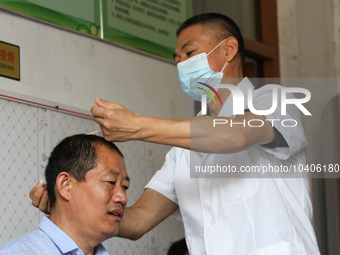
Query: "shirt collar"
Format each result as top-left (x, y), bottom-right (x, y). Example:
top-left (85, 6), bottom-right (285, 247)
top-left (94, 244), bottom-right (110, 255)
top-left (39, 215), bottom-right (109, 255)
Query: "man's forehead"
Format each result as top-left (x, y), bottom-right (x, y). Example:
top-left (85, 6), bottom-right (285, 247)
top-left (92, 147), bottom-right (129, 179)
top-left (177, 25), bottom-right (201, 41)
top-left (97, 145), bottom-right (125, 163)
top-left (178, 40), bottom-right (194, 50)
top-left (177, 26), bottom-right (217, 47)
top-left (103, 169), bottom-right (129, 181)
top-left (179, 23), bottom-right (216, 38)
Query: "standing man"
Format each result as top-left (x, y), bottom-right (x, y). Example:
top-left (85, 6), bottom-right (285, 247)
top-left (3, 134), bottom-right (129, 255)
top-left (31, 13), bottom-right (320, 254)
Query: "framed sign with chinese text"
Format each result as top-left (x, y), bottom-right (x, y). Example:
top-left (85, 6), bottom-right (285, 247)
top-left (0, 0), bottom-right (192, 61)
top-left (102, 0), bottom-right (191, 60)
top-left (0, 41), bottom-right (20, 80)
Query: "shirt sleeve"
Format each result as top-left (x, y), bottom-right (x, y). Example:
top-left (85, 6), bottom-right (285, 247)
top-left (252, 85), bottom-right (308, 160)
top-left (262, 127), bottom-right (289, 149)
top-left (145, 147), bottom-right (179, 205)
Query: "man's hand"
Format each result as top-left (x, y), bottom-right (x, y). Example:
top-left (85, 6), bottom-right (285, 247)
top-left (29, 182), bottom-right (50, 214)
top-left (91, 96), bottom-right (143, 142)
top-left (91, 96), bottom-right (191, 149)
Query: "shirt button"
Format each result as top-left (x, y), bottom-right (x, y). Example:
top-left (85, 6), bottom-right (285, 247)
top-left (210, 218), bottom-right (216, 225)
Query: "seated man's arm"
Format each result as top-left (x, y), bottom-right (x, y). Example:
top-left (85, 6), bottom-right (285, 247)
top-left (118, 188), bottom-right (179, 240)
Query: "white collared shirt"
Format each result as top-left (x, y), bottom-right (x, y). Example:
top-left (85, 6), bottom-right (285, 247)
top-left (146, 78), bottom-right (320, 255)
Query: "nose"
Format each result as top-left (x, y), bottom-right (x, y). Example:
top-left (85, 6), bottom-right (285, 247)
top-left (111, 186), bottom-right (128, 205)
top-left (176, 55), bottom-right (190, 64)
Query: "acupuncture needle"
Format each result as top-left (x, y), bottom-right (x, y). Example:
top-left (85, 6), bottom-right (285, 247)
top-left (87, 129), bottom-right (102, 135)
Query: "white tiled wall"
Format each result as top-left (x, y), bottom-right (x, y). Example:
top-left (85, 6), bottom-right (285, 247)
top-left (0, 97), bottom-right (184, 254)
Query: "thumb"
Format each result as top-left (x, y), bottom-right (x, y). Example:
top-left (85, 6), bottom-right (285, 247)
top-left (94, 96), bottom-right (114, 109)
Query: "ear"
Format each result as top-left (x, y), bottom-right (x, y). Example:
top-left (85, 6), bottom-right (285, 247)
top-left (223, 36), bottom-right (239, 62)
top-left (55, 172), bottom-right (73, 201)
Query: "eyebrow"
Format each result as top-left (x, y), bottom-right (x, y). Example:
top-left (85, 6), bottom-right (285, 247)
top-left (108, 170), bottom-right (130, 183)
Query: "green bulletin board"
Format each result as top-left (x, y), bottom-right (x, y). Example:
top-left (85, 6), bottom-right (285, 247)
top-left (103, 0), bottom-right (191, 60)
top-left (0, 0), bottom-right (191, 60)
top-left (0, 0), bottom-right (101, 37)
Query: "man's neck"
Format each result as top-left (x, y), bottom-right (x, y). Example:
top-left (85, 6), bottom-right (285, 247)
top-left (208, 76), bottom-right (243, 116)
top-left (49, 210), bottom-right (98, 255)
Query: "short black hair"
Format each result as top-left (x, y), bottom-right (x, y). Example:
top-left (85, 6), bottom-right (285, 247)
top-left (45, 134), bottom-right (124, 209)
top-left (176, 13), bottom-right (245, 66)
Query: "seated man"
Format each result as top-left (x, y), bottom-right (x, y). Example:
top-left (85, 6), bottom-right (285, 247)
top-left (0, 134), bottom-right (130, 255)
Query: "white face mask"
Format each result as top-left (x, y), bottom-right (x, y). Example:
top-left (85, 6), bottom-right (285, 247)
top-left (177, 39), bottom-right (228, 102)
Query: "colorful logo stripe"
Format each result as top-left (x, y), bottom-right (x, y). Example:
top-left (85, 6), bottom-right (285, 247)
top-left (197, 82), bottom-right (223, 106)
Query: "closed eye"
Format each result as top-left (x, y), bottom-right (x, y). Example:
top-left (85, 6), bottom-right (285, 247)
top-left (186, 50), bottom-right (195, 57)
top-left (106, 181), bottom-right (129, 192)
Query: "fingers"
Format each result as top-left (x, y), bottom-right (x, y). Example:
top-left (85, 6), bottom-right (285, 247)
top-left (94, 96), bottom-right (117, 109)
top-left (30, 182), bottom-right (50, 214)
top-left (92, 97), bottom-right (118, 120)
top-left (94, 96), bottom-right (103, 107)
top-left (91, 97), bottom-right (103, 119)
top-left (91, 99), bottom-right (125, 127)
top-left (91, 97), bottom-right (139, 143)
top-left (39, 190), bottom-right (50, 214)
top-left (91, 106), bottom-right (107, 120)
top-left (29, 182), bottom-right (40, 200)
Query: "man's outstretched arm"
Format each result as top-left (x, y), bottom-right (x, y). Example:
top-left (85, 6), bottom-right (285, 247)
top-left (91, 97), bottom-right (275, 153)
top-left (118, 188), bottom-right (179, 240)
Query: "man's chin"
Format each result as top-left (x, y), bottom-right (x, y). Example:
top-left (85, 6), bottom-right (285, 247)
top-left (103, 226), bottom-right (120, 239)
